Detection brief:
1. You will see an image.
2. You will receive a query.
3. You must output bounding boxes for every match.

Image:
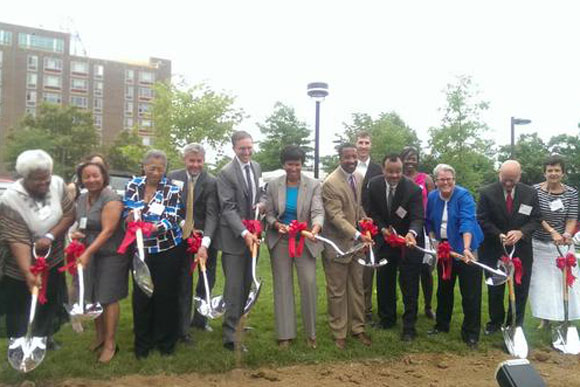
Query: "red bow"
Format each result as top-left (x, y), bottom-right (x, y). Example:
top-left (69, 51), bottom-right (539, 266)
top-left (501, 255), bottom-right (524, 285)
top-left (287, 220), bottom-right (308, 258)
top-left (557, 252), bottom-right (577, 288)
top-left (437, 241), bottom-right (452, 281)
top-left (30, 255), bottom-right (49, 305)
top-left (59, 240), bottom-right (85, 276)
top-left (385, 233), bottom-right (406, 248)
top-left (117, 221), bottom-right (155, 254)
top-left (358, 219), bottom-right (379, 236)
top-left (187, 232), bottom-right (203, 274)
top-left (242, 219), bottom-right (262, 237)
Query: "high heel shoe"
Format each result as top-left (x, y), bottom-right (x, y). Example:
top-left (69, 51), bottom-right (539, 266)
top-left (98, 345), bottom-right (119, 364)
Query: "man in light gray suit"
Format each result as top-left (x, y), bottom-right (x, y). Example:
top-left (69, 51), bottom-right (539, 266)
top-left (216, 130), bottom-right (262, 351)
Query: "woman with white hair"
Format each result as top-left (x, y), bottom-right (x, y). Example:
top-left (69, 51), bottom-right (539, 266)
top-left (0, 150), bottom-right (75, 349)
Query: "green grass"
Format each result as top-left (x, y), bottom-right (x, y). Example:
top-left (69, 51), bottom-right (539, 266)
top-left (0, 248), bottom-right (559, 384)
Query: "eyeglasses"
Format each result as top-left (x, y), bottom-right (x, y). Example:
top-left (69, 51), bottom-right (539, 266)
top-left (436, 178), bottom-right (454, 183)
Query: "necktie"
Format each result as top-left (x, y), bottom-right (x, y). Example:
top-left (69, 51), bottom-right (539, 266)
top-left (182, 176), bottom-right (195, 237)
top-left (387, 186), bottom-right (395, 213)
top-left (349, 175), bottom-right (357, 201)
top-left (506, 191), bottom-right (513, 214)
top-left (245, 164), bottom-right (254, 215)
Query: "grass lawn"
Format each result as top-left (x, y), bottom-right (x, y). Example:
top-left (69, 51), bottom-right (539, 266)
top-left (0, 247), bottom-right (557, 384)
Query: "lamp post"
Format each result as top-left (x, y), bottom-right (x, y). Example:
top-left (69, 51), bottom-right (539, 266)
top-left (307, 82), bottom-right (329, 179)
top-left (510, 117), bottom-right (532, 159)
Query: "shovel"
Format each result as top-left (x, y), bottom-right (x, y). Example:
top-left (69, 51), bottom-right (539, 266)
top-left (552, 244), bottom-right (580, 355)
top-left (243, 208), bottom-right (263, 315)
top-left (63, 263), bottom-right (103, 323)
top-left (194, 258), bottom-right (226, 319)
top-left (7, 244), bottom-right (48, 373)
top-left (357, 231), bottom-right (387, 268)
top-left (132, 208), bottom-right (154, 297)
top-left (449, 251), bottom-right (509, 285)
top-left (300, 230), bottom-right (366, 262)
top-left (500, 244), bottom-right (528, 359)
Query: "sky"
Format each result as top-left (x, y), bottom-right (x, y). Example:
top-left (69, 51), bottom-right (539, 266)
top-left (3, 0), bottom-right (580, 160)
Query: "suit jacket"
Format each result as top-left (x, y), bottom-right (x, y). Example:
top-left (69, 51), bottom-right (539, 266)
top-left (366, 175), bottom-right (424, 253)
top-left (321, 167), bottom-right (365, 259)
top-left (166, 169), bottom-right (219, 240)
top-left (477, 181), bottom-right (541, 263)
top-left (216, 158), bottom-right (262, 254)
top-left (264, 173), bottom-right (324, 257)
top-left (361, 160), bottom-right (383, 213)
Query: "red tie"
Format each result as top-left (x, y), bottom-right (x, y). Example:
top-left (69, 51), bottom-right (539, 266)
top-left (506, 192), bottom-right (513, 214)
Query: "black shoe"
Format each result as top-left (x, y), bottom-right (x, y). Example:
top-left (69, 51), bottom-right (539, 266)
top-left (427, 327), bottom-right (447, 336)
top-left (179, 334), bottom-right (195, 346)
top-left (465, 338), bottom-right (478, 350)
top-left (401, 332), bottom-right (416, 342)
top-left (484, 324), bottom-right (501, 336)
top-left (379, 321), bottom-right (396, 330)
top-left (135, 350), bottom-right (149, 360)
top-left (47, 336), bottom-right (61, 351)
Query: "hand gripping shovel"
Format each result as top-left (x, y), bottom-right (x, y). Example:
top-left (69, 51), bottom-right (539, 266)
top-left (132, 208), bottom-right (154, 297)
top-left (7, 245), bottom-right (48, 373)
top-left (194, 258), bottom-right (226, 319)
top-left (63, 263), bottom-right (103, 322)
top-left (500, 244), bottom-right (528, 359)
top-left (357, 231), bottom-right (387, 268)
top-left (243, 208), bottom-right (263, 315)
top-left (448, 251), bottom-right (509, 286)
top-left (552, 244), bottom-right (580, 355)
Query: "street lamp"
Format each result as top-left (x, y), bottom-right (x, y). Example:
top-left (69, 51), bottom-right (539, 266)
top-left (510, 116), bottom-right (532, 159)
top-left (307, 82), bottom-right (329, 179)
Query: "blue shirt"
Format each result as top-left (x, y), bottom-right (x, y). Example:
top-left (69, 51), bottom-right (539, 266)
top-left (281, 186), bottom-right (299, 224)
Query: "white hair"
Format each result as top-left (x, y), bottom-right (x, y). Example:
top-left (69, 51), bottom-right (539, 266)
top-left (142, 149), bottom-right (168, 168)
top-left (433, 163), bottom-right (456, 178)
top-left (15, 150), bottom-right (53, 178)
top-left (183, 143), bottom-right (205, 157)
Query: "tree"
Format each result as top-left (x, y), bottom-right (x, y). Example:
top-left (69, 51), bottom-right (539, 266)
top-left (253, 102), bottom-right (313, 171)
top-left (153, 81), bottom-right (246, 167)
top-left (3, 104), bottom-right (98, 179)
top-left (105, 129), bottom-right (150, 174)
top-left (428, 75), bottom-right (496, 193)
top-left (497, 133), bottom-right (550, 185)
top-left (549, 134), bottom-right (580, 188)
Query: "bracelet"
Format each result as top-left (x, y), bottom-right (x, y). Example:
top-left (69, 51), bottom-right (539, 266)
top-left (44, 232), bottom-right (55, 241)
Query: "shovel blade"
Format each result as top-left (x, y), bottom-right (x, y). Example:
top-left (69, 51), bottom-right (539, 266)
top-left (243, 282), bottom-right (262, 315)
top-left (210, 296), bottom-right (226, 319)
top-left (7, 336), bottom-right (47, 373)
top-left (553, 325), bottom-right (580, 355)
top-left (133, 254), bottom-right (154, 297)
top-left (64, 302), bottom-right (104, 322)
top-left (502, 326), bottom-right (528, 359)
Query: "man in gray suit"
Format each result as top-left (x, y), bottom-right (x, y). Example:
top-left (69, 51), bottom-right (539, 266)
top-left (167, 143), bottom-right (219, 344)
top-left (216, 130), bottom-right (262, 351)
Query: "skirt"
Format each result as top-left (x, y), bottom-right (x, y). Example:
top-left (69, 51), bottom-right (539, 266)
top-left (529, 239), bottom-right (580, 321)
top-left (75, 252), bottom-right (130, 305)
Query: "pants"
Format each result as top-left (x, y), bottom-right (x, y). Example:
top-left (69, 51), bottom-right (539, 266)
top-left (363, 266), bottom-right (374, 318)
top-left (376, 247), bottom-right (421, 334)
top-left (420, 263), bottom-right (434, 311)
top-left (270, 238), bottom-right (317, 340)
top-left (322, 247), bottom-right (366, 339)
top-left (435, 255), bottom-right (482, 342)
top-left (133, 244), bottom-right (184, 356)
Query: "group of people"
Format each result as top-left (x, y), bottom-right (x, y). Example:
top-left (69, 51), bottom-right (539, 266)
top-left (0, 129), bottom-right (579, 365)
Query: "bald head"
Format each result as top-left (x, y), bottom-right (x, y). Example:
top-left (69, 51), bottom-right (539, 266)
top-left (499, 160), bottom-right (521, 192)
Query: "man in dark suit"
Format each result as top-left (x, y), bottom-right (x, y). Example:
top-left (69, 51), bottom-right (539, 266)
top-left (355, 131), bottom-right (383, 322)
top-left (366, 153), bottom-right (424, 341)
top-left (167, 143), bottom-right (219, 344)
top-left (477, 160), bottom-right (540, 334)
top-left (216, 130), bottom-right (262, 351)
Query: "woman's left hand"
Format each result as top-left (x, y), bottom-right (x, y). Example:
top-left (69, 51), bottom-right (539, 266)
top-left (308, 225), bottom-right (321, 242)
top-left (78, 251), bottom-right (92, 268)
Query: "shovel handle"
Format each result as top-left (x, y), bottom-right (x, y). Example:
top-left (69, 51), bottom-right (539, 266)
top-left (301, 230), bottom-right (314, 239)
top-left (251, 242), bottom-right (258, 259)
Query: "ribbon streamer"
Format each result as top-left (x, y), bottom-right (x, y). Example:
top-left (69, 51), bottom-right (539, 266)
top-left (242, 219), bottom-right (262, 237)
top-left (385, 233), bottom-right (406, 248)
top-left (30, 255), bottom-right (49, 305)
top-left (287, 220), bottom-right (308, 258)
top-left (187, 232), bottom-right (203, 274)
top-left (358, 219), bottom-right (379, 236)
top-left (556, 252), bottom-right (577, 287)
top-left (501, 255), bottom-right (524, 285)
top-left (438, 241), bottom-right (452, 281)
top-left (117, 221), bottom-right (155, 254)
top-left (59, 240), bottom-right (85, 275)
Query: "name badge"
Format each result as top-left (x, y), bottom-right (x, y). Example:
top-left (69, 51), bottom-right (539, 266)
top-left (149, 202), bottom-right (165, 216)
top-left (396, 206), bottom-right (407, 219)
top-left (38, 205), bottom-right (51, 220)
top-left (518, 204), bottom-right (532, 216)
top-left (79, 217), bottom-right (88, 229)
top-left (172, 179), bottom-right (184, 189)
top-left (550, 199), bottom-right (564, 212)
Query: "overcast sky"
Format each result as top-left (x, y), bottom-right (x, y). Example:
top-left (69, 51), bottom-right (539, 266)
top-left (4, 0), bottom-right (580, 159)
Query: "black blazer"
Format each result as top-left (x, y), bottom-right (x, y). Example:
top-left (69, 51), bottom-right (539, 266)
top-left (361, 160), bottom-right (383, 213)
top-left (366, 175), bottom-right (424, 253)
top-left (167, 169), bottom-right (219, 240)
top-left (477, 181), bottom-right (541, 264)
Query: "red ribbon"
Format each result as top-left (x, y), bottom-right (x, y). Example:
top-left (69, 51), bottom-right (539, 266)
top-left (59, 240), bottom-right (85, 276)
top-left (287, 220), bottom-right (308, 258)
top-left (358, 219), bottom-right (379, 236)
top-left (385, 233), bottom-right (406, 248)
top-left (557, 252), bottom-right (577, 288)
top-left (501, 255), bottom-right (524, 285)
top-left (30, 256), bottom-right (49, 305)
top-left (438, 241), bottom-right (452, 281)
top-left (187, 232), bottom-right (203, 274)
top-left (242, 219), bottom-right (262, 237)
top-left (117, 221), bottom-right (155, 254)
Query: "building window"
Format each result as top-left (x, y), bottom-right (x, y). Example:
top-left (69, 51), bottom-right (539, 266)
top-left (26, 107), bottom-right (36, 116)
top-left (71, 61), bottom-right (88, 76)
top-left (18, 33), bottom-right (64, 53)
top-left (142, 136), bottom-right (151, 146)
top-left (138, 103), bottom-right (151, 118)
top-left (125, 117), bottom-right (134, 129)
top-left (125, 85), bottom-right (134, 100)
top-left (70, 95), bottom-right (88, 108)
top-left (94, 81), bottom-right (103, 96)
top-left (27, 73), bottom-right (38, 89)
top-left (43, 57), bottom-right (63, 73)
top-left (28, 55), bottom-right (38, 71)
top-left (94, 114), bottom-right (103, 128)
top-left (43, 75), bottom-right (62, 90)
top-left (125, 69), bottom-right (134, 84)
top-left (94, 64), bottom-right (104, 79)
top-left (93, 98), bottom-right (103, 113)
top-left (138, 87), bottom-right (153, 100)
top-left (0, 30), bottom-right (12, 46)
top-left (70, 78), bottom-right (88, 93)
top-left (139, 71), bottom-right (155, 84)
top-left (43, 92), bottom-right (62, 105)
top-left (125, 101), bottom-right (133, 116)
top-left (26, 90), bottom-right (37, 106)
top-left (140, 119), bottom-right (152, 129)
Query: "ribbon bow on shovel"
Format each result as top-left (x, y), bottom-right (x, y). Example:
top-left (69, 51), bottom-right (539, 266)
top-left (356, 219), bottom-right (387, 268)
